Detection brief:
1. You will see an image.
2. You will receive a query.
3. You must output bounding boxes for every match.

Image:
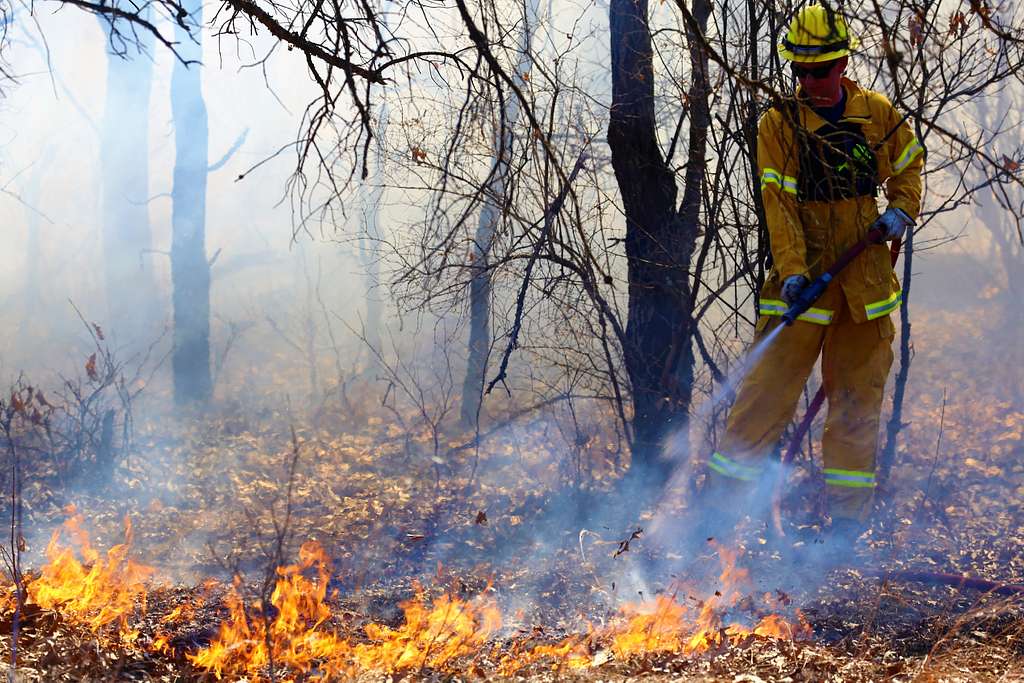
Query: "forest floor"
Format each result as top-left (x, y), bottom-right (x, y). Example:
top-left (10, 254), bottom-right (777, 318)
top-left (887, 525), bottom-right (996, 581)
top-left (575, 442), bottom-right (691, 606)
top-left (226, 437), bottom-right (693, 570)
top-left (1, 308), bottom-right (1023, 681)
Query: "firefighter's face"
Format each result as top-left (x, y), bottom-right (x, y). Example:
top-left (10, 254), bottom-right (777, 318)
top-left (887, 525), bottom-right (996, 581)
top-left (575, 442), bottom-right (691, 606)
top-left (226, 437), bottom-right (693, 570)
top-left (793, 56), bottom-right (847, 106)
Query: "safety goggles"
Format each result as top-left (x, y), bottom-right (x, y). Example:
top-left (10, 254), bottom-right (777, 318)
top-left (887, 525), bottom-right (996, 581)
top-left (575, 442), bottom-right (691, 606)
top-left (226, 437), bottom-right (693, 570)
top-left (790, 60), bottom-right (839, 79)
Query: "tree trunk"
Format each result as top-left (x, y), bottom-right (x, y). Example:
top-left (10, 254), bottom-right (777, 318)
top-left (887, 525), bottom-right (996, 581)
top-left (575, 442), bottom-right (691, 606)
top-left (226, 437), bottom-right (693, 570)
top-left (460, 195), bottom-right (500, 426)
top-left (460, 0), bottom-right (539, 427)
top-left (98, 9), bottom-right (158, 341)
top-left (608, 0), bottom-right (709, 480)
top-left (170, 3), bottom-right (212, 404)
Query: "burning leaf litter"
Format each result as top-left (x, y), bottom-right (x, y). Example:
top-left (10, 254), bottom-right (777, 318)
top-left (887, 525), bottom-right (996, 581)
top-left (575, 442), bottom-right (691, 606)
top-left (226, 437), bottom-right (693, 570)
top-left (0, 313), bottom-right (1020, 680)
top-left (26, 506), bottom-right (154, 646)
top-left (1, 514), bottom-right (810, 679)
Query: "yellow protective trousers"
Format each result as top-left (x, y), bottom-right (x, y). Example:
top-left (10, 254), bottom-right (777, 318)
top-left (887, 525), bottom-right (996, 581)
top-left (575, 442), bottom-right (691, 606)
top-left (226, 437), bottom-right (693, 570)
top-left (706, 283), bottom-right (894, 522)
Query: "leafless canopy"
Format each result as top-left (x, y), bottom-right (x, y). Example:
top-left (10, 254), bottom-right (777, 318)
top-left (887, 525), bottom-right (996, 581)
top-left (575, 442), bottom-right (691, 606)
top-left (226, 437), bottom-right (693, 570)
top-left (8, 0), bottom-right (1024, 461)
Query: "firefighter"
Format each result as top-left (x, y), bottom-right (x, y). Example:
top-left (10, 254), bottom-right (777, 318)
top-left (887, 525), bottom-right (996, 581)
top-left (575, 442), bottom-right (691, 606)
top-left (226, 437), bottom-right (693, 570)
top-left (702, 4), bottom-right (923, 538)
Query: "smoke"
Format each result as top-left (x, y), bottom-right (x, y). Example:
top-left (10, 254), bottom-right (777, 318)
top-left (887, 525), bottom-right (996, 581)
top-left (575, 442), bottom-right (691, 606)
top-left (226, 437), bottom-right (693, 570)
top-left (570, 321), bottom-right (874, 613)
top-left (0, 0), bottom-right (1022, 661)
top-left (0, 11), bottom-right (370, 374)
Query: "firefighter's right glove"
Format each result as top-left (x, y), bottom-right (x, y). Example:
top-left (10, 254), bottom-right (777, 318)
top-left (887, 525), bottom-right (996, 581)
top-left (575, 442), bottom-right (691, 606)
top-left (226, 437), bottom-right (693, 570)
top-left (876, 207), bottom-right (915, 241)
top-left (782, 275), bottom-right (810, 305)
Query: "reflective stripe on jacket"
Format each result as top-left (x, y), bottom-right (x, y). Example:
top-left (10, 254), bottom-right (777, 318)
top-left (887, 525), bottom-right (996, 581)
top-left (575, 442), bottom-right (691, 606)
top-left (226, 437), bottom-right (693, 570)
top-left (757, 78), bottom-right (923, 323)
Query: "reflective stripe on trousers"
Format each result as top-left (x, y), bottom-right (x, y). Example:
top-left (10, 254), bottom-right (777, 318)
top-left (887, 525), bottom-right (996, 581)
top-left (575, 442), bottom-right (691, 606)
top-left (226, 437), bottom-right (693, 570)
top-left (824, 468), bottom-right (876, 488)
top-left (707, 451), bottom-right (762, 481)
top-left (759, 298), bottom-right (834, 325)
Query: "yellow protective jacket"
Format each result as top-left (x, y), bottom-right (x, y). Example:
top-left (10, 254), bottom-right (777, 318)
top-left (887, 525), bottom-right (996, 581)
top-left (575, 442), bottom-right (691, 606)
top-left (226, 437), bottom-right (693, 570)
top-left (757, 77), bottom-right (924, 324)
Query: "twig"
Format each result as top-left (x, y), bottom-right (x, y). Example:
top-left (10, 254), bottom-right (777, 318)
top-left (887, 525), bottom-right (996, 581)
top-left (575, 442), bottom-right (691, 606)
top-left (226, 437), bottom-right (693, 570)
top-left (208, 128), bottom-right (249, 172)
top-left (0, 401), bottom-right (24, 681)
top-left (263, 427), bottom-right (303, 681)
top-left (486, 151), bottom-right (588, 396)
top-left (916, 387), bottom-right (948, 524)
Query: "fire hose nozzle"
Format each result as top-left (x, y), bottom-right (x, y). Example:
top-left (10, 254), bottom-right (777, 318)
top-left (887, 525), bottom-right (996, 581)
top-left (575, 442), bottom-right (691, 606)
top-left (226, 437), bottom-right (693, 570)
top-left (781, 275), bottom-right (831, 325)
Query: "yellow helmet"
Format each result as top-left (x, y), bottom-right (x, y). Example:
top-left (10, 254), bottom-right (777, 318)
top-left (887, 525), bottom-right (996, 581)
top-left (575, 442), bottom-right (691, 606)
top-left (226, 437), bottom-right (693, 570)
top-left (779, 4), bottom-right (859, 63)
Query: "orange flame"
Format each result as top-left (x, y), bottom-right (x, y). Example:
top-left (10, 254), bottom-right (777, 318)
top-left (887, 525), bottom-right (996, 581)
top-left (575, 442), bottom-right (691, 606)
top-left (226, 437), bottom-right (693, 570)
top-left (602, 543), bottom-right (810, 662)
top-left (611, 594), bottom-right (693, 656)
top-left (7, 516), bottom-right (809, 679)
top-left (500, 543), bottom-right (810, 673)
top-left (350, 588), bottom-right (501, 672)
top-left (26, 506), bottom-right (154, 645)
top-left (497, 634), bottom-right (592, 675)
top-left (151, 593), bottom-right (209, 655)
top-left (188, 540), bottom-right (348, 678)
top-left (189, 541), bottom-right (502, 679)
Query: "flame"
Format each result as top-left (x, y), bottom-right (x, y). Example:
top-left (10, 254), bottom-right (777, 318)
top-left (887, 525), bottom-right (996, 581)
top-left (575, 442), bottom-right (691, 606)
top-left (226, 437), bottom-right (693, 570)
top-left (151, 593), bottom-right (209, 655)
top-left (0, 583), bottom-right (17, 614)
top-left (500, 542), bottom-right (810, 673)
top-left (497, 635), bottom-right (592, 675)
top-left (26, 506), bottom-right (154, 645)
top-left (611, 595), bottom-right (690, 656)
top-left (350, 588), bottom-right (501, 672)
top-left (188, 540), bottom-right (349, 679)
top-left (602, 543), bottom-right (810, 662)
top-left (151, 634), bottom-right (172, 656)
top-left (190, 541), bottom-right (501, 679)
top-left (715, 609), bottom-right (812, 644)
top-left (161, 594), bottom-right (206, 625)
top-left (6, 516), bottom-right (808, 678)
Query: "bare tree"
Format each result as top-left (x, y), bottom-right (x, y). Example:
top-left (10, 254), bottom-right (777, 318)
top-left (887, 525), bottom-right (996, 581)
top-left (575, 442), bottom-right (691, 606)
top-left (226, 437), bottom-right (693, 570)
top-left (460, 0), bottom-right (542, 427)
top-left (96, 6), bottom-right (160, 341)
top-left (170, 0), bottom-right (212, 404)
top-left (607, 0), bottom-right (711, 480)
top-left (870, 1), bottom-right (1024, 484)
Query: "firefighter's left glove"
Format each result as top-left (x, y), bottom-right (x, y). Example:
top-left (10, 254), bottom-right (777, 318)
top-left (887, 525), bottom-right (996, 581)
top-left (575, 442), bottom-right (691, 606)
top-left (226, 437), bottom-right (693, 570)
top-left (782, 275), bottom-right (810, 305)
top-left (876, 207), bottom-right (915, 241)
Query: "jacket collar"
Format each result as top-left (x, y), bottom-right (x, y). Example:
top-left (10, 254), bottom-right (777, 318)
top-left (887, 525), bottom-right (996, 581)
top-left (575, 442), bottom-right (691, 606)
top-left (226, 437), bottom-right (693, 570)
top-left (794, 77), bottom-right (870, 130)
